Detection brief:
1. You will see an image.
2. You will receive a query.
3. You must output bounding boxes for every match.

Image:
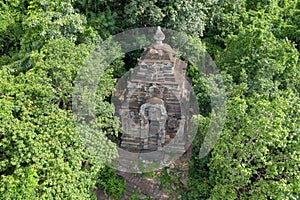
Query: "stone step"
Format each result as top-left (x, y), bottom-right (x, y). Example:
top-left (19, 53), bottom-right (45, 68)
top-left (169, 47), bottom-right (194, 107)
top-left (164, 78), bottom-right (175, 82)
top-left (163, 73), bottom-right (175, 76)
top-left (148, 141), bottom-right (158, 145)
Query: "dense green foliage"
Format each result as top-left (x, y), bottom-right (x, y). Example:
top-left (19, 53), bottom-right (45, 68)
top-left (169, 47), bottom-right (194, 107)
top-left (0, 0), bottom-right (120, 199)
top-left (188, 1), bottom-right (300, 199)
top-left (1, 0), bottom-right (299, 199)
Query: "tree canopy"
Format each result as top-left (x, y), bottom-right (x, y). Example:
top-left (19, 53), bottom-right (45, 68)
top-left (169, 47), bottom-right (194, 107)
top-left (0, 0), bottom-right (299, 199)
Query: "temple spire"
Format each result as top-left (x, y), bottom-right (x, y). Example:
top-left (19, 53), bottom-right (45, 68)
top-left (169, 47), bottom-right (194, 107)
top-left (154, 26), bottom-right (165, 44)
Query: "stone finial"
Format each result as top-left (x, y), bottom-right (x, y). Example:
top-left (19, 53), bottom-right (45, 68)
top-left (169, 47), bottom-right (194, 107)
top-left (154, 26), bottom-right (165, 44)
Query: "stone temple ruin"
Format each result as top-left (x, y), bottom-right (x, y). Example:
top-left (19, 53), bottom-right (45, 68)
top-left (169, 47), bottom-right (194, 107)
top-left (113, 27), bottom-right (195, 171)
